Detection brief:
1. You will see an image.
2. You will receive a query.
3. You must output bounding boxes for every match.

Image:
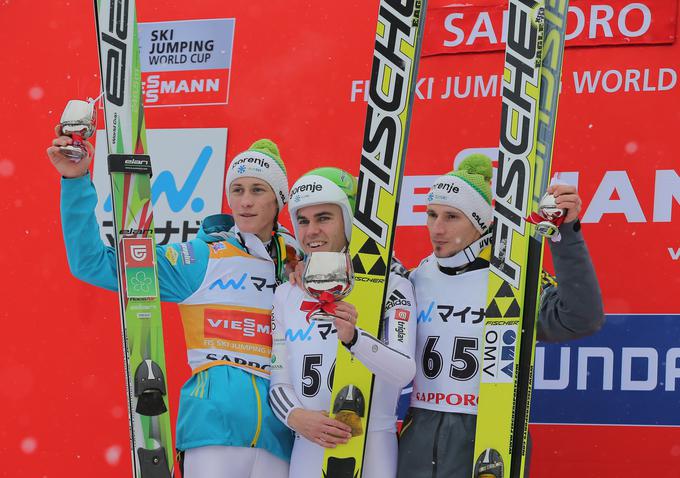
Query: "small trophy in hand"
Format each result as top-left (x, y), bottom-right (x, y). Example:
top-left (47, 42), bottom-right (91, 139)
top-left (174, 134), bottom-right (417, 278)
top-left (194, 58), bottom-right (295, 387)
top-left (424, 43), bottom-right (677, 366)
top-left (59, 99), bottom-right (97, 162)
top-left (527, 192), bottom-right (567, 241)
top-left (301, 251), bottom-right (354, 322)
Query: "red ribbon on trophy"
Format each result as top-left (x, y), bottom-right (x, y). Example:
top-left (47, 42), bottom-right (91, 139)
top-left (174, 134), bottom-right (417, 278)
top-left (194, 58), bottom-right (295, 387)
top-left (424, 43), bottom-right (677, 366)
top-left (300, 288), bottom-right (342, 322)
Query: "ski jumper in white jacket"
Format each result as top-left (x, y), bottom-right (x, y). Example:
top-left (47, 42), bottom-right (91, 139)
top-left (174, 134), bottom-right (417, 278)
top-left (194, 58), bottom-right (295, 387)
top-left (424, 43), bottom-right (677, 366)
top-left (269, 273), bottom-right (416, 478)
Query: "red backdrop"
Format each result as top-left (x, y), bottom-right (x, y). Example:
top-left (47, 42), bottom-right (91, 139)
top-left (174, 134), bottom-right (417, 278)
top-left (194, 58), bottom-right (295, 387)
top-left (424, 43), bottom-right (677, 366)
top-left (1, 0), bottom-right (679, 476)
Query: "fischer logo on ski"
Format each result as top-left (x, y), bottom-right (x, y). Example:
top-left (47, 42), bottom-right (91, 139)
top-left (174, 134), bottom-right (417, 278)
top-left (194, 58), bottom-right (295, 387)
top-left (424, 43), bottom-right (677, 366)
top-left (490, 0), bottom-right (542, 290)
top-left (474, 0), bottom-right (570, 476)
top-left (354, 0), bottom-right (419, 248)
top-left (323, 1), bottom-right (427, 477)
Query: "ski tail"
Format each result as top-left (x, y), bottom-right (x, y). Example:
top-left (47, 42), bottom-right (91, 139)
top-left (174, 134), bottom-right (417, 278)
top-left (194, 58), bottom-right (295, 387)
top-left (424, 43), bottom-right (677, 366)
top-left (93, 1), bottom-right (174, 477)
top-left (473, 0), bottom-right (570, 477)
top-left (322, 2), bottom-right (428, 477)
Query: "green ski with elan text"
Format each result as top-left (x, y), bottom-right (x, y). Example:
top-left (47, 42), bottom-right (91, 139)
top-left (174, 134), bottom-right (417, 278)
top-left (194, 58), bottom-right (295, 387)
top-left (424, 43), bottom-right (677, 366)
top-left (94, 1), bottom-right (174, 476)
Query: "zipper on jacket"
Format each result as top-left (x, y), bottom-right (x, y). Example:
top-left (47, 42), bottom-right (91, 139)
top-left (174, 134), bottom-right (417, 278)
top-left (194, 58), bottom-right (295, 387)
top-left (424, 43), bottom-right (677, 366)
top-left (249, 374), bottom-right (263, 447)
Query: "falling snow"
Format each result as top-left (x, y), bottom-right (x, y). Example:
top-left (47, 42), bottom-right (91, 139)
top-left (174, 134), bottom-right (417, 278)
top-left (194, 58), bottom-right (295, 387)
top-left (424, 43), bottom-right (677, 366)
top-left (105, 445), bottom-right (122, 466)
top-left (20, 437), bottom-right (37, 454)
top-left (624, 141), bottom-right (639, 154)
top-left (0, 159), bottom-right (15, 177)
top-left (110, 405), bottom-right (124, 419)
top-left (28, 86), bottom-right (44, 100)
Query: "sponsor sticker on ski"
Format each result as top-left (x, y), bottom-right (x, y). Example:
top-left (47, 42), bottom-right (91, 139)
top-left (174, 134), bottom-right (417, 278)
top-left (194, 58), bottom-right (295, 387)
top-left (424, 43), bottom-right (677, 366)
top-left (481, 324), bottom-right (517, 384)
top-left (122, 238), bottom-right (159, 300)
top-left (123, 238), bottom-right (155, 268)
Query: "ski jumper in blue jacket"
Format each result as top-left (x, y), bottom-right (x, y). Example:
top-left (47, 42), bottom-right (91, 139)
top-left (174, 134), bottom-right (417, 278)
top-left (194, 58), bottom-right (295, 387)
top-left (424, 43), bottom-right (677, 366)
top-left (60, 170), bottom-right (301, 463)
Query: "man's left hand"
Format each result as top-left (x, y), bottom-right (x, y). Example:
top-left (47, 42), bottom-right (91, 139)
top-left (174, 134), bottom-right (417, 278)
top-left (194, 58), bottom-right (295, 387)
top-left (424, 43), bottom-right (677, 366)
top-left (333, 301), bottom-right (358, 344)
top-left (547, 183), bottom-right (582, 224)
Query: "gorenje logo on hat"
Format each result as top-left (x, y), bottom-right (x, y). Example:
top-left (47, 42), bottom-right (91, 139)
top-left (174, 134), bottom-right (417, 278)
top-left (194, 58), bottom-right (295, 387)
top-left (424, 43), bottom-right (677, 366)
top-left (232, 156), bottom-right (271, 169)
top-left (432, 181), bottom-right (460, 195)
top-left (290, 181), bottom-right (323, 197)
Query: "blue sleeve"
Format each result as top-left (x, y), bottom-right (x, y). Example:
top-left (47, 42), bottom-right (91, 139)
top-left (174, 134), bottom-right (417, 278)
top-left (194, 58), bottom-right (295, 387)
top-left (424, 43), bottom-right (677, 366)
top-left (60, 174), bottom-right (207, 303)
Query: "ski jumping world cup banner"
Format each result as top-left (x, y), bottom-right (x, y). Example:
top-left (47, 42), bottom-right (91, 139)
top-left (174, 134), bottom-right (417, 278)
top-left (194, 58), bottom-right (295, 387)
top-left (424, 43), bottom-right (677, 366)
top-left (1, 0), bottom-right (678, 477)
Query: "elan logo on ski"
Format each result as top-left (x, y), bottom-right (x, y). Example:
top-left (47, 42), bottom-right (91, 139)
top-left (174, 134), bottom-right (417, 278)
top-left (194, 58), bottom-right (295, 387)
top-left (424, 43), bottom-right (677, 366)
top-left (100, 0), bottom-right (129, 107)
top-left (105, 145), bottom-right (213, 214)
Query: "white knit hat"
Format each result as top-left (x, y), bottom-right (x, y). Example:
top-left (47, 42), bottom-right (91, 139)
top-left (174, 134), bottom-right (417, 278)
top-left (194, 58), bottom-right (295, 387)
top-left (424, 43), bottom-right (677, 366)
top-left (225, 139), bottom-right (288, 210)
top-left (428, 154), bottom-right (493, 234)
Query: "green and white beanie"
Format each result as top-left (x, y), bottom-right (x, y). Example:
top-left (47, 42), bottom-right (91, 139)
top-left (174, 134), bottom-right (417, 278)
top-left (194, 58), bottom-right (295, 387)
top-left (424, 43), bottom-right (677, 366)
top-left (288, 167), bottom-right (357, 243)
top-left (225, 139), bottom-right (289, 210)
top-left (428, 154), bottom-right (493, 233)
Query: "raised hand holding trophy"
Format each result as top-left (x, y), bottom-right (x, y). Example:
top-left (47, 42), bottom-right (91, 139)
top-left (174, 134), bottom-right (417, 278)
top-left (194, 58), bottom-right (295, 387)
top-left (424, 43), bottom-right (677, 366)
top-left (527, 192), bottom-right (567, 241)
top-left (58, 99), bottom-right (97, 162)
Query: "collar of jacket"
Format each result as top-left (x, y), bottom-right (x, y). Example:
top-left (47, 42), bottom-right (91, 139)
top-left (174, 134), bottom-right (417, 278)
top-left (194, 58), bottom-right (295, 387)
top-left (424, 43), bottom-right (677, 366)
top-left (197, 214), bottom-right (236, 243)
top-left (197, 214), bottom-right (273, 260)
top-left (435, 234), bottom-right (492, 275)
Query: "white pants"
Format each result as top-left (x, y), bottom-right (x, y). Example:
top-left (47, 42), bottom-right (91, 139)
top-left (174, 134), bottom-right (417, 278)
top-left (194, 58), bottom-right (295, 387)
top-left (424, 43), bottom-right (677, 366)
top-left (289, 430), bottom-right (397, 478)
top-left (183, 446), bottom-right (289, 478)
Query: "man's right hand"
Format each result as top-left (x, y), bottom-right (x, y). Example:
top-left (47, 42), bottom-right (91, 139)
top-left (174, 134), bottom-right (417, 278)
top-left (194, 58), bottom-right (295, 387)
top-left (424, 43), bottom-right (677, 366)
top-left (288, 260), bottom-right (305, 288)
top-left (287, 408), bottom-right (352, 448)
top-left (46, 125), bottom-right (93, 178)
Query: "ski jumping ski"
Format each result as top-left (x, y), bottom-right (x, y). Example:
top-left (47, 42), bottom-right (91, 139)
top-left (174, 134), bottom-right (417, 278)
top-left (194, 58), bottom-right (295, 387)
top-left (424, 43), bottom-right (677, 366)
top-left (93, 1), bottom-right (174, 476)
top-left (473, 0), bottom-right (570, 477)
top-left (321, 1), bottom-right (427, 477)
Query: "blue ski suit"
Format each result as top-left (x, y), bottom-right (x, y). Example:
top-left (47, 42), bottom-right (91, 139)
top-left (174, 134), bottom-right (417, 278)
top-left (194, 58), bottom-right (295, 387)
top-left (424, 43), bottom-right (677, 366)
top-left (60, 174), bottom-right (298, 461)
